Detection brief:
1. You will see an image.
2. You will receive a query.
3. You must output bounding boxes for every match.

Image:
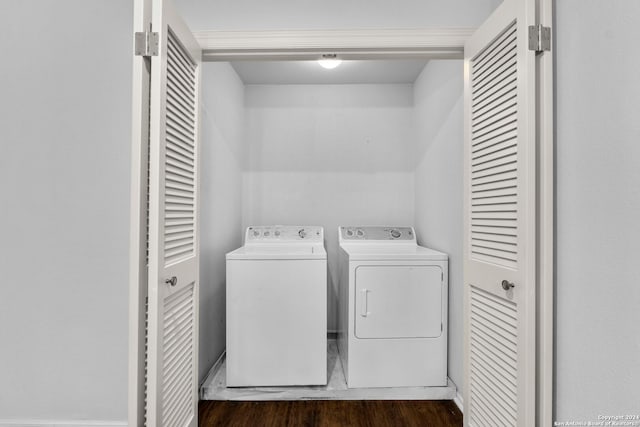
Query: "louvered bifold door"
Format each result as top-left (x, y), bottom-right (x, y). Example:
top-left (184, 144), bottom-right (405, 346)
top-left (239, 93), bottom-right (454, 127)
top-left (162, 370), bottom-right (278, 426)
top-left (463, 0), bottom-right (537, 426)
top-left (147, 0), bottom-right (201, 426)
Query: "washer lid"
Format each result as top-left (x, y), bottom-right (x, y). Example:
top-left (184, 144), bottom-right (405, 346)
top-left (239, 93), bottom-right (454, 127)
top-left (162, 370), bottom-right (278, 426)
top-left (226, 244), bottom-right (327, 260)
top-left (340, 244), bottom-right (447, 261)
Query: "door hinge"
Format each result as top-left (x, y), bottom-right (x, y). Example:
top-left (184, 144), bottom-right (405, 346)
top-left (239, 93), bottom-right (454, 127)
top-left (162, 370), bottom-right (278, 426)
top-left (135, 31), bottom-right (159, 57)
top-left (528, 25), bottom-right (551, 52)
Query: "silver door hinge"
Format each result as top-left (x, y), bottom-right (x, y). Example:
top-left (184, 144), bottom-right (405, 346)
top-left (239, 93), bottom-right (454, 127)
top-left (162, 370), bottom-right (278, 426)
top-left (135, 31), bottom-right (159, 57)
top-left (528, 25), bottom-right (551, 52)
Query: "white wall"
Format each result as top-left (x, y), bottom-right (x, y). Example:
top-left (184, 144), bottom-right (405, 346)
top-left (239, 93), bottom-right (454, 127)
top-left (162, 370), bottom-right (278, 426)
top-left (242, 84), bottom-right (415, 330)
top-left (0, 0), bottom-right (132, 422)
top-left (198, 63), bottom-right (246, 380)
top-left (175, 0), bottom-right (503, 31)
top-left (555, 0), bottom-right (640, 421)
top-left (413, 61), bottom-right (464, 395)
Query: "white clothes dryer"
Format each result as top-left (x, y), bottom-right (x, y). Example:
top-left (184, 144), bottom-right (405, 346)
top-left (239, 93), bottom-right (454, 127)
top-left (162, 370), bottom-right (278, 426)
top-left (226, 226), bottom-right (327, 387)
top-left (337, 226), bottom-right (448, 388)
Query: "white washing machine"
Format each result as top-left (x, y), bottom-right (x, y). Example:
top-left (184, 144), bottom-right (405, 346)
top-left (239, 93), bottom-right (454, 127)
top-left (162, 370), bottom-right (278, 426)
top-left (226, 225), bottom-right (327, 387)
top-left (337, 226), bottom-right (448, 388)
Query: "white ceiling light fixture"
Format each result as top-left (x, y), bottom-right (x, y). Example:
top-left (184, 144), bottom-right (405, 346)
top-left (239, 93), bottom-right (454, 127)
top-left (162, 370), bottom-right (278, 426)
top-left (318, 54), bottom-right (342, 69)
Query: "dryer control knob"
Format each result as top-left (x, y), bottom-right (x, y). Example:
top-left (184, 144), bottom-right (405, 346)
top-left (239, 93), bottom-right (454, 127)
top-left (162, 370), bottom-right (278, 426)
top-left (298, 229), bottom-right (307, 238)
top-left (346, 229), bottom-right (354, 237)
top-left (253, 230), bottom-right (260, 237)
top-left (356, 229), bottom-right (365, 237)
top-left (391, 229), bottom-right (401, 239)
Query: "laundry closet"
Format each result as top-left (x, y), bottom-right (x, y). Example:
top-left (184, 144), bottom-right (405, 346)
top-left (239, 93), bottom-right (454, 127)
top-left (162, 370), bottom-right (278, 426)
top-left (130, 0), bottom-right (553, 424)
top-left (196, 57), bottom-right (465, 398)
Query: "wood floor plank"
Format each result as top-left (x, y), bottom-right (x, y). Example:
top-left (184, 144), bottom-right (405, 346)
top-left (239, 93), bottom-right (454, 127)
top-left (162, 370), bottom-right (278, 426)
top-left (199, 400), bottom-right (463, 427)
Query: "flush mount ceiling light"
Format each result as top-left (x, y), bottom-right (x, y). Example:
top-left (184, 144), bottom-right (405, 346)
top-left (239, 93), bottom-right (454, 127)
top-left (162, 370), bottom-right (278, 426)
top-left (318, 54), bottom-right (342, 69)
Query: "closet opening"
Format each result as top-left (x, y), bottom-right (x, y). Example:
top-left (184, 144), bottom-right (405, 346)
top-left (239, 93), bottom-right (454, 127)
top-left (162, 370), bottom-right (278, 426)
top-left (129, 2), bottom-right (554, 421)
top-left (197, 57), bottom-right (467, 401)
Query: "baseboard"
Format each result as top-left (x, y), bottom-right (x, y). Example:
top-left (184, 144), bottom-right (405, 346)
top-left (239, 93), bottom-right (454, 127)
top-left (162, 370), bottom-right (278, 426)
top-left (453, 391), bottom-right (464, 414)
top-left (0, 421), bottom-right (126, 427)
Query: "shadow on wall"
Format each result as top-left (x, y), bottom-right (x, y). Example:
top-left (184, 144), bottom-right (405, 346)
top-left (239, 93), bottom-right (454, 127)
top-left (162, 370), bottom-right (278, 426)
top-left (198, 62), bottom-right (246, 381)
top-left (413, 61), bottom-right (464, 167)
top-left (413, 59), bottom-right (465, 394)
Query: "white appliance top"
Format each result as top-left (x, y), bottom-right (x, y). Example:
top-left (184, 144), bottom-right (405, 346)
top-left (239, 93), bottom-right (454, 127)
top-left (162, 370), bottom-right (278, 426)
top-left (227, 226), bottom-right (326, 260)
top-left (339, 226), bottom-right (447, 261)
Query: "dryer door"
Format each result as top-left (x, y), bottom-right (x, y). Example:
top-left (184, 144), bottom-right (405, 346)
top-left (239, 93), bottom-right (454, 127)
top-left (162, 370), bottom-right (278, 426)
top-left (355, 265), bottom-right (442, 339)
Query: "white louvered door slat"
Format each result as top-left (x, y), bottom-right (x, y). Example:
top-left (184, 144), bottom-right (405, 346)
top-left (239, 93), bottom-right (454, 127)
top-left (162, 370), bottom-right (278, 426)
top-left (463, 0), bottom-right (536, 426)
top-left (147, 0), bottom-right (201, 426)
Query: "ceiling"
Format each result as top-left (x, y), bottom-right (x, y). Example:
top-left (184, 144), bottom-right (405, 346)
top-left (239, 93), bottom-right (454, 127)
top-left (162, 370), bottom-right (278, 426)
top-left (230, 59), bottom-right (429, 85)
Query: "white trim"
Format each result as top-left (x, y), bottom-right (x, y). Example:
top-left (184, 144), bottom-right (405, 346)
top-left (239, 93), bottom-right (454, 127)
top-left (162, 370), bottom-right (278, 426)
top-left (453, 391), bottom-right (464, 414)
top-left (128, 1), bottom-right (152, 426)
top-left (536, 0), bottom-right (554, 424)
top-left (195, 28), bottom-right (476, 60)
top-left (0, 421), bottom-right (127, 427)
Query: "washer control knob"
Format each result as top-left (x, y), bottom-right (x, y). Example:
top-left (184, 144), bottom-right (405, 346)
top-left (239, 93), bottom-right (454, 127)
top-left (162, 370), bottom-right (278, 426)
top-left (264, 231), bottom-right (270, 237)
top-left (356, 229), bottom-right (365, 237)
top-left (275, 230), bottom-right (281, 237)
top-left (253, 230), bottom-right (260, 237)
top-left (346, 229), bottom-right (354, 237)
top-left (391, 229), bottom-right (401, 239)
top-left (298, 229), bottom-right (307, 238)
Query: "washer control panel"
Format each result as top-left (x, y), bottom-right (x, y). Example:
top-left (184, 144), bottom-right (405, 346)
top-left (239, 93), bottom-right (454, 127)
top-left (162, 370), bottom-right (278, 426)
top-left (246, 225), bottom-right (323, 242)
top-left (340, 226), bottom-right (415, 241)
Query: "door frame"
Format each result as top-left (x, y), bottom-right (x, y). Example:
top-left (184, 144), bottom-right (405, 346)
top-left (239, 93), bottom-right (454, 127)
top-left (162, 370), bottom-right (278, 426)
top-left (536, 0), bottom-right (554, 424)
top-left (128, 0), bottom-right (152, 425)
top-left (195, 28), bottom-right (475, 61)
top-left (128, 4), bottom-right (553, 424)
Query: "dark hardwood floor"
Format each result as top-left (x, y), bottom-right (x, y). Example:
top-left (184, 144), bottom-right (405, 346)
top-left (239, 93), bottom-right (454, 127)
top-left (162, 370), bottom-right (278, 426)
top-left (199, 400), bottom-right (463, 427)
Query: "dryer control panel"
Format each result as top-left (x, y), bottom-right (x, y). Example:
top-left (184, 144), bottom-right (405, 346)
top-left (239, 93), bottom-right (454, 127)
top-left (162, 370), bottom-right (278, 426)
top-left (339, 226), bottom-right (415, 242)
top-left (245, 225), bottom-right (324, 243)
